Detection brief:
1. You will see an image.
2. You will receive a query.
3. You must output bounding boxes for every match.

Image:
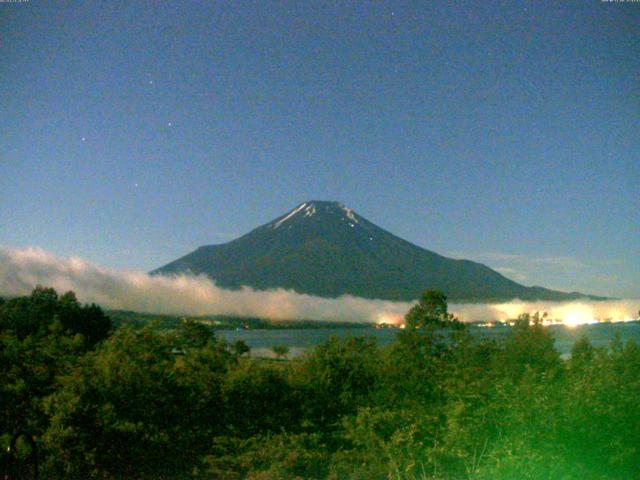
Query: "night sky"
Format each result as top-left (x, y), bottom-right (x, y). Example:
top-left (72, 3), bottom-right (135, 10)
top-left (1, 1), bottom-right (638, 298)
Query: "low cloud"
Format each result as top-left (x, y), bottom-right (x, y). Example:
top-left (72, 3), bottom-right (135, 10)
top-left (451, 299), bottom-right (640, 324)
top-left (1, 246), bottom-right (637, 325)
top-left (0, 246), bottom-right (412, 323)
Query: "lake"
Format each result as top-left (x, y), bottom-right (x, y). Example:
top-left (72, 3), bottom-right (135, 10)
top-left (218, 322), bottom-right (640, 358)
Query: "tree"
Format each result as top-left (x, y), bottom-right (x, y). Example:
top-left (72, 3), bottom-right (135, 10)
top-left (500, 313), bottom-right (561, 381)
top-left (0, 287), bottom-right (109, 449)
top-left (272, 344), bottom-right (290, 359)
top-left (222, 361), bottom-right (299, 436)
top-left (42, 324), bottom-right (230, 479)
top-left (569, 335), bottom-right (595, 369)
top-left (404, 290), bottom-right (463, 330)
top-left (294, 336), bottom-right (380, 429)
top-left (176, 318), bottom-right (214, 348)
top-left (0, 287), bottom-right (112, 347)
top-left (0, 325), bottom-right (85, 447)
top-left (232, 339), bottom-right (251, 357)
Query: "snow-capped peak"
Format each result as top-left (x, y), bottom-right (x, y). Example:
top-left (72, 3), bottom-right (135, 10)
top-left (271, 201), bottom-right (359, 229)
top-left (272, 202), bottom-right (307, 228)
top-left (340, 204), bottom-right (358, 224)
top-left (304, 203), bottom-right (316, 217)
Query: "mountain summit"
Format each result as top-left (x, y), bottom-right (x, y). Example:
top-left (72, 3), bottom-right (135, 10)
top-left (152, 201), bottom-right (603, 302)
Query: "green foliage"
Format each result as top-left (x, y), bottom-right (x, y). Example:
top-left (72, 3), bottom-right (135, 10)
top-left (404, 290), bottom-right (448, 329)
top-left (1, 285), bottom-right (638, 479)
top-left (499, 313), bottom-right (561, 381)
top-left (272, 344), bottom-right (290, 359)
top-left (569, 334), bottom-right (595, 368)
top-left (294, 336), bottom-right (380, 431)
top-left (109, 309), bottom-right (371, 331)
top-left (0, 286), bottom-right (112, 346)
top-left (328, 406), bottom-right (439, 480)
top-left (42, 324), bottom-right (229, 479)
top-left (205, 432), bottom-right (329, 479)
top-left (0, 327), bottom-right (85, 439)
top-left (177, 318), bottom-right (215, 348)
top-left (222, 360), bottom-right (299, 437)
top-left (0, 287), bottom-right (110, 448)
top-left (232, 339), bottom-right (251, 356)
top-left (404, 290), bottom-right (465, 330)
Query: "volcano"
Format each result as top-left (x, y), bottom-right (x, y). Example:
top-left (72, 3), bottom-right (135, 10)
top-left (152, 201), bottom-right (603, 302)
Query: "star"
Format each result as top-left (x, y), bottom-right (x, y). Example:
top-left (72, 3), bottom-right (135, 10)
top-left (167, 122), bottom-right (173, 127)
top-left (81, 137), bottom-right (86, 142)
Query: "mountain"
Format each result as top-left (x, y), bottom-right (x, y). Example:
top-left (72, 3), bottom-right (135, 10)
top-left (152, 201), bottom-right (605, 302)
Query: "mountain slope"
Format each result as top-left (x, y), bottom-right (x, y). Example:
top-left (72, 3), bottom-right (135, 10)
top-left (152, 201), bottom-right (605, 302)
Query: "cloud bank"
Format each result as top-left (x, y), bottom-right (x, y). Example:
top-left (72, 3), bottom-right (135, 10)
top-left (1, 246), bottom-right (638, 325)
top-left (450, 299), bottom-right (639, 324)
top-left (0, 247), bottom-right (412, 323)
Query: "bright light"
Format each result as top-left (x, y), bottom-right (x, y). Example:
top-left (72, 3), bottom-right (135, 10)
top-left (463, 300), bottom-right (640, 328)
top-left (376, 313), bottom-right (404, 326)
top-left (562, 308), bottom-right (596, 328)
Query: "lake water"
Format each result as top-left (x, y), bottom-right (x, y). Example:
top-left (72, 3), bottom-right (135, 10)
top-left (218, 322), bottom-right (640, 358)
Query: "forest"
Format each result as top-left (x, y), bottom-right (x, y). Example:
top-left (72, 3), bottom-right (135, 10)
top-left (1, 287), bottom-right (639, 479)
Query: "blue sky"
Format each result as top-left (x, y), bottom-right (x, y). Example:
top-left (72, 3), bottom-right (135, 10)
top-left (1, 1), bottom-right (638, 298)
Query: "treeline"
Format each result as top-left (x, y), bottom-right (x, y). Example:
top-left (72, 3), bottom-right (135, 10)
top-left (109, 310), bottom-right (370, 331)
top-left (1, 288), bottom-right (639, 479)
